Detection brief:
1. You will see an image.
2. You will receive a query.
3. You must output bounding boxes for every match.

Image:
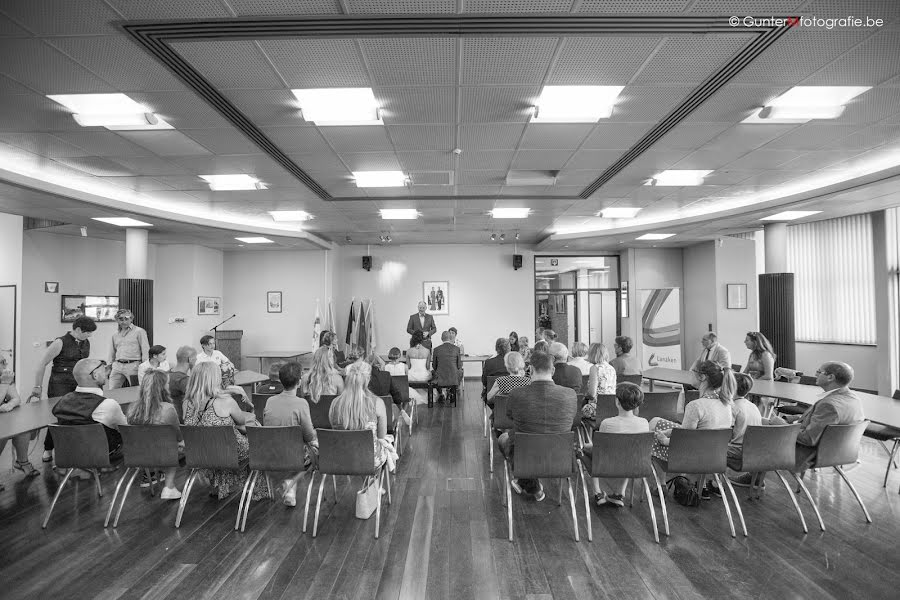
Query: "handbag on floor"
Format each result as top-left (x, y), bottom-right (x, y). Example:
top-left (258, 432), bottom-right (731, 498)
top-left (667, 476), bottom-right (701, 507)
top-left (355, 476), bottom-right (379, 519)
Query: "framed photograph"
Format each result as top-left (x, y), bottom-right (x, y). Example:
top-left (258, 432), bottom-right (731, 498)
top-left (726, 283), bottom-right (748, 309)
top-left (197, 296), bottom-right (221, 316)
top-left (61, 295), bottom-right (118, 322)
top-left (267, 291), bottom-right (282, 313)
top-left (422, 281), bottom-right (449, 315)
top-left (45, 282), bottom-right (59, 293)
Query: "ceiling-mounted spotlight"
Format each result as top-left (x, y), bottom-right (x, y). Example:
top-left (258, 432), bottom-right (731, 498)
top-left (80, 226), bottom-right (87, 237)
top-left (515, 231), bottom-right (520, 240)
top-left (386, 235), bottom-right (392, 243)
top-left (499, 233), bottom-right (506, 241)
top-left (490, 233), bottom-right (497, 241)
top-left (345, 235), bottom-right (352, 243)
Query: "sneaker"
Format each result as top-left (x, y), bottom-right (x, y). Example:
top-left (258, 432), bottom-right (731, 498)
top-left (729, 473), bottom-right (765, 488)
top-left (700, 485), bottom-right (712, 501)
top-left (160, 487), bottom-right (182, 500)
top-left (42, 450), bottom-right (53, 463)
top-left (509, 479), bottom-right (524, 495)
top-left (534, 483), bottom-right (545, 502)
top-left (283, 489), bottom-right (297, 507)
top-left (606, 493), bottom-right (625, 507)
top-left (706, 482), bottom-right (723, 498)
top-left (594, 492), bottom-right (608, 506)
top-left (140, 472), bottom-right (159, 488)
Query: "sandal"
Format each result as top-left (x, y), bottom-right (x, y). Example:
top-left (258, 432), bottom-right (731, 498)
top-left (14, 461), bottom-right (40, 478)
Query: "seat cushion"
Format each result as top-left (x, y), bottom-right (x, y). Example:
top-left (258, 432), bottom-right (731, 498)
top-left (864, 424), bottom-right (900, 442)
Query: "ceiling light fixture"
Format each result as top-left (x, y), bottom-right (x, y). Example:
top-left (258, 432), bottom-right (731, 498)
top-left (491, 207), bottom-right (530, 219)
top-left (743, 86), bottom-right (871, 123)
top-left (47, 93), bottom-right (172, 130)
top-left (292, 88), bottom-right (382, 126)
top-left (235, 237), bottom-right (274, 244)
top-left (499, 233), bottom-right (506, 241)
top-left (532, 85), bottom-right (624, 122)
top-left (354, 171), bottom-right (408, 188)
top-left (646, 170), bottom-right (712, 186)
top-left (268, 210), bottom-right (312, 222)
top-left (636, 233), bottom-right (675, 241)
top-left (599, 207), bottom-right (642, 218)
top-left (490, 233), bottom-right (497, 241)
top-left (515, 231), bottom-right (520, 240)
top-left (201, 174), bottom-right (266, 191)
top-left (379, 208), bottom-right (418, 220)
top-left (760, 210), bottom-right (823, 221)
top-left (91, 217), bottom-right (153, 227)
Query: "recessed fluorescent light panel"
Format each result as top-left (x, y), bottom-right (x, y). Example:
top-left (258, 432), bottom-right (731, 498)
top-left (292, 88), bottom-right (382, 125)
top-left (200, 174), bottom-right (266, 191)
top-left (92, 217), bottom-right (153, 227)
top-left (743, 86), bottom-right (870, 123)
top-left (533, 86), bottom-right (624, 122)
top-left (268, 210), bottom-right (312, 222)
top-left (599, 207), bottom-right (642, 218)
top-left (380, 209), bottom-right (418, 220)
top-left (636, 233), bottom-right (675, 240)
top-left (354, 171), bottom-right (407, 188)
top-left (47, 93), bottom-right (172, 130)
top-left (760, 210), bottom-right (822, 221)
top-left (646, 170), bottom-right (712, 186)
top-left (491, 208), bottom-right (530, 219)
top-left (235, 237), bottom-right (274, 244)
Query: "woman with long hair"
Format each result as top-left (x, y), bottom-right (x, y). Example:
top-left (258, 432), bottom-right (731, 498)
top-left (329, 361), bottom-right (396, 470)
top-left (508, 331), bottom-right (520, 353)
top-left (742, 331), bottom-right (776, 380)
top-left (581, 343), bottom-right (617, 419)
top-left (302, 346), bottom-right (344, 404)
top-left (518, 336), bottom-right (531, 365)
top-left (183, 362), bottom-right (268, 500)
top-left (127, 369), bottom-right (182, 499)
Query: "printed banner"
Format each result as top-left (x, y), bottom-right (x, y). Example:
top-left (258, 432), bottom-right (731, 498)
top-left (639, 288), bottom-right (682, 370)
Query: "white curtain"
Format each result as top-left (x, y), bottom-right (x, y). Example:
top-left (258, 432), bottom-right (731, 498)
top-left (887, 208), bottom-right (900, 392)
top-left (787, 214), bottom-right (876, 345)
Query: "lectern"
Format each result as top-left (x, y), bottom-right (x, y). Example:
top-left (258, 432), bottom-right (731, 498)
top-left (216, 330), bottom-right (243, 370)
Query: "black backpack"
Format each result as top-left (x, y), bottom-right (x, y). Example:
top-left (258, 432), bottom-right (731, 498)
top-left (667, 476), bottom-right (701, 507)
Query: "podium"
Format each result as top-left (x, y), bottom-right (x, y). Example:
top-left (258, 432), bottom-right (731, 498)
top-left (215, 330), bottom-right (243, 370)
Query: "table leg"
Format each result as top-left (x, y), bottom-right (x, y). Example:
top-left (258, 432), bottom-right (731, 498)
top-left (649, 379), bottom-right (655, 392)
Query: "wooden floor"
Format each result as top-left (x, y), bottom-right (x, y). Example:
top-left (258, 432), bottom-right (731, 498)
top-left (2, 380), bottom-right (900, 600)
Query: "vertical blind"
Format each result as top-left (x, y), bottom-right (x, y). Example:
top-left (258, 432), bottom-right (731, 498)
top-left (786, 214), bottom-right (876, 345)
top-left (888, 207), bottom-right (900, 389)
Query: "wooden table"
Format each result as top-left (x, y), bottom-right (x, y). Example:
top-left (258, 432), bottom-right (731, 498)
top-left (245, 351), bottom-right (310, 373)
top-left (235, 370), bottom-right (268, 387)
top-left (643, 367), bottom-right (900, 429)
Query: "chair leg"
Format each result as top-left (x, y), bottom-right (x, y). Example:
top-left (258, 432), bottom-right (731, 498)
top-left (375, 469), bottom-right (384, 539)
top-left (773, 471), bottom-right (808, 534)
top-left (302, 470), bottom-right (316, 533)
top-left (789, 471), bottom-right (825, 531)
top-left (105, 467), bottom-right (134, 528)
top-left (385, 464), bottom-right (392, 505)
top-left (241, 471), bottom-right (261, 532)
top-left (883, 440), bottom-right (900, 487)
top-left (629, 478), bottom-right (635, 507)
top-left (834, 465), bottom-right (873, 523)
top-left (504, 461), bottom-right (513, 542)
top-left (312, 472), bottom-right (327, 537)
top-left (93, 469), bottom-right (103, 498)
top-left (567, 477), bottom-right (579, 542)
top-left (236, 469), bottom-right (256, 530)
top-left (42, 468), bottom-right (74, 529)
top-left (712, 474), bottom-right (736, 538)
top-left (483, 405), bottom-right (488, 438)
top-left (558, 478), bottom-right (563, 506)
top-left (332, 473), bottom-right (338, 503)
top-left (146, 468), bottom-right (157, 497)
top-left (266, 473), bottom-right (273, 503)
top-left (650, 469), bottom-right (670, 536)
top-left (578, 463), bottom-right (592, 542)
top-left (489, 434), bottom-right (494, 473)
top-left (175, 470), bottom-right (198, 528)
top-left (641, 478), bottom-right (660, 544)
top-left (721, 476), bottom-right (748, 537)
top-left (113, 467), bottom-right (141, 528)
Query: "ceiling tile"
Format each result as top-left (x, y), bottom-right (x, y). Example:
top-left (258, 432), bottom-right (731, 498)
top-left (258, 39), bottom-right (368, 88)
top-left (341, 152), bottom-right (401, 171)
top-left (563, 149), bottom-right (622, 170)
top-left (656, 122), bottom-right (734, 149)
top-left (181, 129), bottom-right (261, 155)
top-left (55, 156), bottom-right (134, 177)
top-left (49, 131), bottom-right (155, 157)
top-left (684, 85), bottom-right (790, 123)
top-left (172, 41), bottom-right (283, 90)
top-left (461, 37), bottom-right (557, 85)
top-left (287, 152), bottom-right (349, 173)
top-left (577, 0), bottom-right (691, 12)
top-left (227, 0), bottom-right (342, 15)
top-left (458, 170), bottom-right (507, 185)
top-left (109, 155), bottom-right (190, 176)
top-left (580, 122), bottom-right (654, 149)
top-left (464, 0), bottom-right (574, 11)
top-left (458, 124), bottom-right (526, 151)
top-left (387, 125), bottom-right (454, 152)
top-left (129, 91), bottom-right (233, 129)
top-left (117, 131), bottom-right (212, 156)
top-left (458, 151), bottom-right (514, 171)
top-left (379, 87), bottom-right (455, 124)
top-left (0, 74), bottom-right (36, 95)
top-left (611, 85), bottom-right (695, 122)
top-left (102, 176), bottom-right (176, 192)
top-left (0, 132), bottom-right (92, 157)
top-left (519, 123), bottom-right (594, 150)
top-left (397, 152), bottom-right (454, 171)
top-left (511, 149), bottom-right (573, 170)
top-left (1, 0), bottom-right (121, 36)
top-left (261, 126), bottom-right (334, 153)
top-left (762, 123), bottom-right (858, 150)
top-left (635, 34), bottom-right (755, 84)
top-left (460, 86), bottom-right (539, 123)
top-left (0, 38), bottom-right (114, 94)
top-left (346, 0), bottom-right (455, 13)
top-left (105, 0), bottom-right (232, 19)
top-left (549, 36), bottom-right (663, 85)
top-left (361, 38), bottom-right (457, 86)
top-left (173, 154), bottom-right (288, 176)
top-left (320, 126), bottom-right (394, 153)
top-left (801, 29), bottom-right (900, 86)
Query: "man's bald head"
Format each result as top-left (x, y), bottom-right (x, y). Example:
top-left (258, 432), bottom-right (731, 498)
top-left (73, 358), bottom-right (107, 387)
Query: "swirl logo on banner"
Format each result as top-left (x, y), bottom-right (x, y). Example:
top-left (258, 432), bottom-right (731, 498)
top-left (639, 288), bottom-right (682, 369)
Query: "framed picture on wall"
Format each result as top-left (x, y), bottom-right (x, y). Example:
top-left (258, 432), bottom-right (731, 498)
top-left (726, 283), bottom-right (748, 309)
top-left (267, 291), bottom-right (282, 313)
top-left (44, 282), bottom-right (59, 293)
top-left (61, 295), bottom-right (118, 322)
top-left (197, 296), bottom-right (221, 316)
top-left (422, 281), bottom-right (449, 315)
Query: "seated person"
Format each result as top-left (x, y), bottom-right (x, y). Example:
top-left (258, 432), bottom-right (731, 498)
top-left (432, 331), bottom-right (461, 404)
top-left (319, 330), bottom-right (348, 369)
top-left (406, 331), bottom-right (432, 405)
top-left (263, 362), bottom-right (318, 507)
top-left (518, 336), bottom-right (531, 365)
top-left (256, 361), bottom-right (285, 395)
top-left (726, 373), bottom-right (763, 486)
top-left (366, 353), bottom-right (411, 426)
top-left (51, 359), bottom-right (127, 465)
top-left (568, 342), bottom-right (592, 376)
top-left (579, 383), bottom-right (650, 507)
top-left (550, 342), bottom-right (582, 393)
top-left (482, 338), bottom-right (510, 400)
top-left (0, 356), bottom-right (40, 482)
top-left (167, 345), bottom-right (195, 422)
top-left (383, 347), bottom-right (407, 376)
top-left (195, 335), bottom-right (237, 386)
top-left (609, 336), bottom-right (642, 377)
top-left (768, 361), bottom-right (864, 472)
top-left (127, 370), bottom-right (182, 499)
top-left (302, 346), bottom-right (344, 404)
top-left (486, 351), bottom-right (529, 407)
top-left (137, 344), bottom-right (170, 384)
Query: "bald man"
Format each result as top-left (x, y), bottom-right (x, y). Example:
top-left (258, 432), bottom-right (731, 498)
top-left (406, 301), bottom-right (437, 350)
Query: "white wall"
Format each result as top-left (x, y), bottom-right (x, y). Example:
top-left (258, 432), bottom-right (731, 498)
top-left (796, 342), bottom-right (877, 391)
top-left (714, 236), bottom-right (759, 367)
top-left (0, 213), bottom-right (23, 375)
top-left (683, 243), bottom-right (717, 364)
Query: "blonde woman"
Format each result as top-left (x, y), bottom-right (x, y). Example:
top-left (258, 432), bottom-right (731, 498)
top-left (183, 362), bottom-right (268, 500)
top-left (581, 343), bottom-right (618, 419)
top-left (329, 361), bottom-right (397, 470)
top-left (302, 346), bottom-right (344, 403)
top-left (127, 369), bottom-right (182, 499)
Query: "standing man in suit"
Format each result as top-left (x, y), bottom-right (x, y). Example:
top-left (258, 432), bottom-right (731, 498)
top-left (549, 342), bottom-right (582, 393)
top-left (690, 332), bottom-right (731, 374)
top-left (498, 351), bottom-right (577, 500)
top-left (432, 331), bottom-right (461, 405)
top-left (407, 301), bottom-right (437, 350)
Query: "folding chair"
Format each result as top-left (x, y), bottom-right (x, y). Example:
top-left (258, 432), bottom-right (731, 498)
top-left (175, 426), bottom-right (243, 528)
top-left (239, 426), bottom-right (308, 531)
top-left (42, 424), bottom-right (109, 529)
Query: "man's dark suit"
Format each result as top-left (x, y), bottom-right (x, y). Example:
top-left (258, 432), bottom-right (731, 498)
top-left (553, 362), bottom-right (583, 393)
top-left (482, 353), bottom-right (508, 398)
top-left (432, 342), bottom-right (461, 387)
top-left (406, 312), bottom-right (436, 349)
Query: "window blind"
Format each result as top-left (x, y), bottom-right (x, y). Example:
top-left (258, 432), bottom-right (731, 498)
top-left (786, 214), bottom-right (876, 345)
top-left (887, 207), bottom-right (900, 389)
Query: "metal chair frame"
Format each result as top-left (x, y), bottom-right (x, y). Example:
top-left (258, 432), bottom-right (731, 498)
top-left (42, 424), bottom-right (109, 529)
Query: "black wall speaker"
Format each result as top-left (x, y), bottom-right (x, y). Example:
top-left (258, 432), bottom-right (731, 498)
top-left (362, 256), bottom-right (372, 271)
top-left (513, 254), bottom-right (523, 270)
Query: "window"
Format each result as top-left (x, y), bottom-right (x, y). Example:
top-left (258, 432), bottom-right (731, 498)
top-left (887, 207), bottom-right (900, 389)
top-left (787, 214), bottom-right (876, 345)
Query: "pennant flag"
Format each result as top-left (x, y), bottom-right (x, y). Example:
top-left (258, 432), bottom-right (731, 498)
top-left (325, 298), bottom-right (336, 334)
top-left (350, 299), bottom-right (361, 351)
top-left (365, 300), bottom-right (376, 355)
top-left (312, 300), bottom-right (322, 352)
top-left (345, 299), bottom-right (355, 351)
top-left (358, 300), bottom-right (368, 357)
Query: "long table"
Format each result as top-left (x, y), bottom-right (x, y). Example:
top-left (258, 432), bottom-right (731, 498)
top-left (245, 351), bottom-right (310, 373)
top-left (642, 366), bottom-right (900, 429)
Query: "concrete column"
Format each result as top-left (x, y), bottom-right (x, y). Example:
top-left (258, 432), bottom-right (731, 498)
top-left (764, 223), bottom-right (788, 273)
top-left (125, 228), bottom-right (149, 279)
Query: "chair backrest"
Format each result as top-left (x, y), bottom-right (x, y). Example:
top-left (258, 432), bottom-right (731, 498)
top-left (513, 432), bottom-right (576, 478)
top-left (666, 428), bottom-right (732, 474)
top-left (814, 421), bottom-right (869, 468)
top-left (316, 428), bottom-right (376, 475)
top-left (391, 375), bottom-right (410, 403)
top-left (492, 395), bottom-right (513, 430)
top-left (619, 374), bottom-right (643, 386)
top-left (308, 394), bottom-right (337, 429)
top-left (180, 425), bottom-right (240, 469)
top-left (580, 374), bottom-right (590, 395)
top-left (119, 424), bottom-right (181, 468)
top-left (49, 424), bottom-right (111, 469)
top-left (740, 424), bottom-right (800, 472)
top-left (246, 426), bottom-right (307, 471)
top-left (592, 394), bottom-right (618, 422)
top-left (637, 391), bottom-right (681, 422)
top-left (574, 394), bottom-right (585, 428)
top-left (798, 375), bottom-right (817, 386)
top-left (892, 389), bottom-right (900, 400)
top-left (485, 375), bottom-right (498, 394)
top-left (379, 395), bottom-right (395, 435)
top-left (590, 431), bottom-right (655, 478)
top-left (731, 364), bottom-right (742, 372)
top-left (251, 393), bottom-right (269, 424)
